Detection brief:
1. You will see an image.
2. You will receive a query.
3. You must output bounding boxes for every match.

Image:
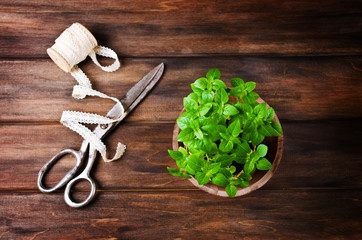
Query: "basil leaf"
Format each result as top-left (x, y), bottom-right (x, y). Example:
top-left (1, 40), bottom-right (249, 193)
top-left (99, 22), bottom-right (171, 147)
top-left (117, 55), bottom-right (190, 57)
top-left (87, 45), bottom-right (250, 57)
top-left (232, 136), bottom-right (241, 145)
top-left (258, 122), bottom-right (277, 137)
top-left (235, 103), bottom-right (253, 113)
top-left (216, 124), bottom-right (227, 133)
top-left (245, 81), bottom-right (256, 92)
top-left (252, 134), bottom-right (265, 146)
top-left (167, 167), bottom-right (181, 176)
top-left (199, 115), bottom-right (213, 124)
top-left (186, 155), bottom-right (205, 172)
top-left (207, 162), bottom-right (221, 175)
top-left (176, 159), bottom-right (187, 168)
top-left (189, 119), bottom-right (200, 131)
top-left (244, 119), bottom-right (257, 134)
top-left (242, 91), bottom-right (259, 104)
top-left (219, 139), bottom-right (233, 153)
top-left (179, 111), bottom-right (195, 119)
top-left (206, 68), bottom-right (221, 81)
top-left (231, 78), bottom-right (244, 87)
top-left (198, 103), bottom-right (212, 116)
top-left (177, 116), bottom-right (191, 130)
top-left (194, 129), bottom-right (204, 140)
top-left (215, 88), bottom-right (229, 105)
top-left (215, 154), bottom-right (236, 167)
top-left (201, 90), bottom-right (214, 103)
top-left (194, 77), bottom-right (208, 90)
top-left (185, 165), bottom-right (196, 175)
top-left (254, 102), bottom-right (267, 119)
top-left (256, 144), bottom-right (268, 157)
top-left (212, 80), bottom-right (227, 90)
top-left (180, 172), bottom-right (192, 179)
top-left (237, 180), bottom-right (249, 188)
top-left (271, 121), bottom-right (283, 136)
top-left (187, 92), bottom-right (199, 102)
top-left (183, 97), bottom-right (198, 112)
top-left (250, 151), bottom-right (260, 162)
top-left (191, 83), bottom-right (203, 95)
top-left (265, 107), bottom-right (275, 121)
top-left (243, 161), bottom-right (255, 174)
top-left (212, 173), bottom-right (229, 187)
top-left (201, 123), bottom-right (218, 133)
top-left (250, 130), bottom-right (264, 146)
top-left (249, 91), bottom-right (260, 100)
top-left (238, 140), bottom-right (251, 155)
top-left (190, 119), bottom-right (200, 130)
top-left (177, 128), bottom-right (195, 142)
top-left (217, 114), bottom-right (227, 126)
top-left (229, 86), bottom-right (244, 97)
top-left (186, 139), bottom-right (198, 153)
top-left (227, 119), bottom-right (241, 137)
top-left (201, 124), bottom-right (221, 141)
top-left (220, 168), bottom-right (232, 178)
top-left (225, 184), bottom-right (237, 197)
top-left (234, 155), bottom-right (248, 164)
top-left (223, 105), bottom-right (239, 116)
top-left (195, 172), bottom-right (210, 185)
top-left (230, 178), bottom-right (242, 185)
top-left (194, 139), bottom-right (204, 152)
top-left (191, 86), bottom-right (203, 96)
top-left (256, 158), bottom-right (272, 170)
top-left (168, 150), bottom-right (184, 161)
top-left (167, 167), bottom-right (191, 179)
top-left (239, 172), bottom-right (252, 181)
top-left (167, 167), bottom-right (179, 175)
top-left (202, 137), bottom-right (213, 152)
top-left (229, 165), bottom-right (236, 174)
top-left (178, 146), bottom-right (187, 156)
top-left (219, 132), bottom-right (230, 140)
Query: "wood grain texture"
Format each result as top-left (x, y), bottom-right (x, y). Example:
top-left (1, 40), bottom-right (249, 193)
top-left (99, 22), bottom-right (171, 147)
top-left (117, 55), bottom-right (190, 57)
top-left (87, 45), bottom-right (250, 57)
top-left (1, 190), bottom-right (361, 239)
top-left (1, 0), bottom-right (362, 58)
top-left (1, 120), bottom-right (361, 190)
top-left (1, 56), bottom-right (361, 122)
top-left (1, 0), bottom-right (362, 238)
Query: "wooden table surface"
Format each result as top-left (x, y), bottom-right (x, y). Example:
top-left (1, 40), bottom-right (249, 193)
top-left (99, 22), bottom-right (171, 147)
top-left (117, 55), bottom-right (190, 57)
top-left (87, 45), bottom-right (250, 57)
top-left (1, 1), bottom-right (361, 239)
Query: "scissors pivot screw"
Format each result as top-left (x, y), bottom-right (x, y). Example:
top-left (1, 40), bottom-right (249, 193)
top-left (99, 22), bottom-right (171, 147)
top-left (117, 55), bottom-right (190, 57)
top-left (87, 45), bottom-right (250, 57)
top-left (100, 124), bottom-right (108, 129)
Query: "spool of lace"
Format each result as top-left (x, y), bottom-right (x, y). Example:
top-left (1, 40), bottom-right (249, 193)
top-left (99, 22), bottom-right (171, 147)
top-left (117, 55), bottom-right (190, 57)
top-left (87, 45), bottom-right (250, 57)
top-left (47, 23), bottom-right (126, 162)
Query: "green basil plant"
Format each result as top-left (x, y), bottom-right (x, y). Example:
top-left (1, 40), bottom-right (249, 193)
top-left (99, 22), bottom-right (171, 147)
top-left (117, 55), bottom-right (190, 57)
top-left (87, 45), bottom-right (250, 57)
top-left (167, 68), bottom-right (282, 197)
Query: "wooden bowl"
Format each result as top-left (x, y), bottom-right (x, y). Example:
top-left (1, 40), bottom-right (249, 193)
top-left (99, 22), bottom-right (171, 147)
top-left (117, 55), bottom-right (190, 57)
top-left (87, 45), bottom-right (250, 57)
top-left (172, 98), bottom-right (283, 197)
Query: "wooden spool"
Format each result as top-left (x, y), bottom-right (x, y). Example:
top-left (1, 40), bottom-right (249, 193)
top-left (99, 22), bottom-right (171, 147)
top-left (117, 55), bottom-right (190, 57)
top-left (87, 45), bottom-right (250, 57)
top-left (46, 23), bottom-right (98, 73)
top-left (172, 97), bottom-right (284, 197)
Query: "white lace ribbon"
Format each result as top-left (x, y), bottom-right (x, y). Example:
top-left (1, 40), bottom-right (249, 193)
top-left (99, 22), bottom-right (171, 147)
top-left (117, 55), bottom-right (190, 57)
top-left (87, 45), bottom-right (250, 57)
top-left (48, 23), bottom-right (125, 162)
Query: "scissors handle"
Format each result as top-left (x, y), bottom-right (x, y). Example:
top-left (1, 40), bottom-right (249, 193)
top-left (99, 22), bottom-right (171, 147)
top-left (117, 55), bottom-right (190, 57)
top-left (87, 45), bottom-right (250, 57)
top-left (64, 171), bottom-right (96, 208)
top-left (38, 148), bottom-right (83, 193)
top-left (64, 145), bottom-right (97, 208)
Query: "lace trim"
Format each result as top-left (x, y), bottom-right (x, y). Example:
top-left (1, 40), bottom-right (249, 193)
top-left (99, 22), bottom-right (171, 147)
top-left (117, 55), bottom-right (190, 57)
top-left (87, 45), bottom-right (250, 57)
top-left (49, 23), bottom-right (126, 162)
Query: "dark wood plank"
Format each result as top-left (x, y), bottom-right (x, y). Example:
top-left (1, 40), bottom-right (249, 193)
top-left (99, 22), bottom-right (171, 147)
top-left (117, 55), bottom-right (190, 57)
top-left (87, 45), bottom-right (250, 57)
top-left (2, 1), bottom-right (361, 238)
top-left (275, 120), bottom-right (362, 189)
top-left (1, 190), bottom-right (361, 239)
top-left (1, 57), bottom-right (361, 122)
top-left (1, 0), bottom-right (361, 58)
top-left (1, 120), bottom-right (361, 190)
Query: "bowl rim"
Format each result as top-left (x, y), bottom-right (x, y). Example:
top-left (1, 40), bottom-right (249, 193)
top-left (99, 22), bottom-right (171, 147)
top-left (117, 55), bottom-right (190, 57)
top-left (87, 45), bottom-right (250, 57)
top-left (172, 97), bottom-right (284, 197)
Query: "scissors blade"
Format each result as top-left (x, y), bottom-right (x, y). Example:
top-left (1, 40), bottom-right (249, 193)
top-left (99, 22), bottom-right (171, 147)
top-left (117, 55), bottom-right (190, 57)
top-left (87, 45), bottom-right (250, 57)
top-left (122, 63), bottom-right (164, 111)
top-left (124, 63), bottom-right (164, 116)
top-left (105, 63), bottom-right (164, 119)
top-left (106, 63), bottom-right (164, 118)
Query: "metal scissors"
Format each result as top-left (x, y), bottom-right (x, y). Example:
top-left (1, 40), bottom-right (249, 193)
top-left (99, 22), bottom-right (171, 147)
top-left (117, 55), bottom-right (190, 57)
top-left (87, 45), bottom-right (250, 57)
top-left (38, 63), bottom-right (164, 208)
